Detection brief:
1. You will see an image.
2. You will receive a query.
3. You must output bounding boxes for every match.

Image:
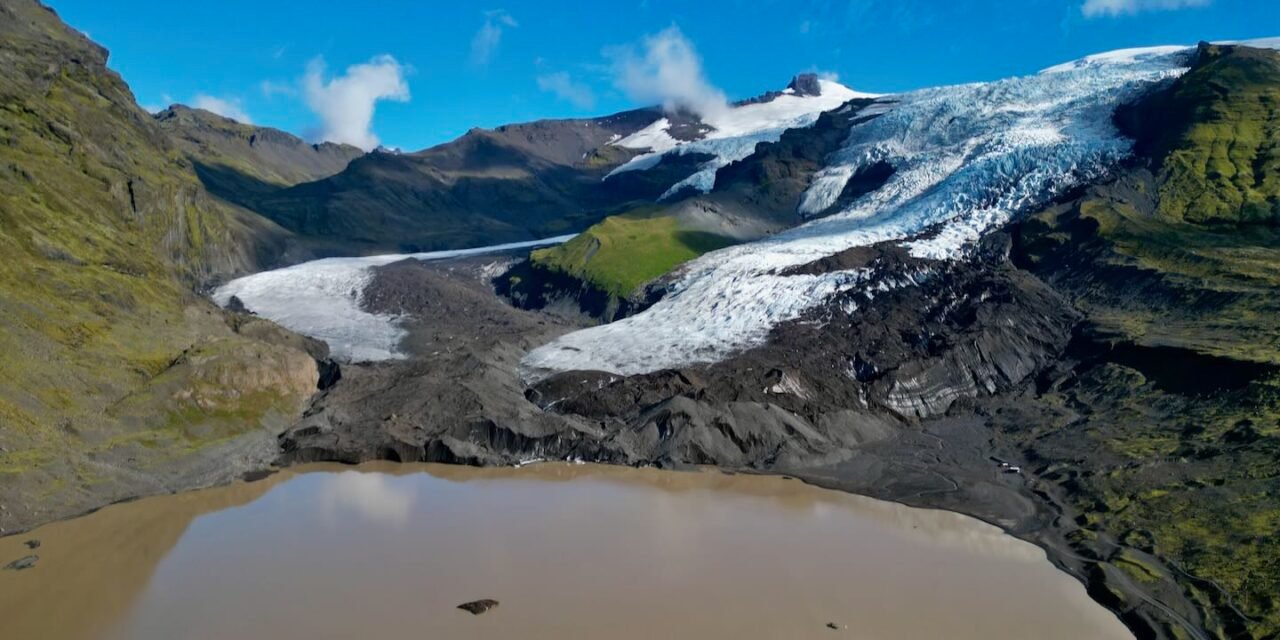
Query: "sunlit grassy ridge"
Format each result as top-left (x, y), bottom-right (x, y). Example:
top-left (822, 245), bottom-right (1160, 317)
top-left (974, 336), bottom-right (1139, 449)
top-left (1124, 43), bottom-right (1280, 225)
top-left (531, 211), bottom-right (736, 298)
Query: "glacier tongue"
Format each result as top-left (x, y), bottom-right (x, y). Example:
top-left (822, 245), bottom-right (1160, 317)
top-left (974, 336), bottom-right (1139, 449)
top-left (522, 46), bottom-right (1193, 381)
top-left (212, 236), bottom-right (574, 362)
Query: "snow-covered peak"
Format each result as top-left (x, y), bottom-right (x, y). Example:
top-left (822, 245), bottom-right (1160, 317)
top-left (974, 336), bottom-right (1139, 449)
top-left (614, 79), bottom-right (875, 154)
top-left (607, 79), bottom-right (879, 198)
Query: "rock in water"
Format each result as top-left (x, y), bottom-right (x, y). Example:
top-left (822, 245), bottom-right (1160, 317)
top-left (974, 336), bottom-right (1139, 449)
top-left (4, 555), bottom-right (38, 571)
top-left (24, 539), bottom-right (40, 549)
top-left (457, 599), bottom-right (499, 615)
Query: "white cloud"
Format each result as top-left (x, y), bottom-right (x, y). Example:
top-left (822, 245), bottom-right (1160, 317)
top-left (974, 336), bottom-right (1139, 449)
top-left (1081, 0), bottom-right (1210, 17)
top-left (260, 79), bottom-right (296, 98)
top-left (608, 26), bottom-right (727, 119)
top-left (191, 94), bottom-right (253, 124)
top-left (471, 9), bottom-right (517, 66)
top-left (536, 71), bottom-right (596, 109)
top-left (302, 55), bottom-right (410, 151)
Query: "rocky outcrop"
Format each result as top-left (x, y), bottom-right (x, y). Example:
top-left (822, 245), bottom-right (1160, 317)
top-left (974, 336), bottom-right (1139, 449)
top-left (787, 73), bottom-right (823, 97)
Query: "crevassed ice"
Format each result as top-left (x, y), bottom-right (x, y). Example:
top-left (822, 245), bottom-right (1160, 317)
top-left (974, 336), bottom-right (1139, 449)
top-left (522, 46), bottom-right (1194, 381)
top-left (608, 80), bottom-right (877, 199)
top-left (212, 236), bottom-right (573, 362)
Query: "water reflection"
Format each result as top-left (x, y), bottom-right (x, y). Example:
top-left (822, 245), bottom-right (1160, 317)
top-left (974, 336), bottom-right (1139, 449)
top-left (0, 463), bottom-right (1132, 640)
top-left (317, 472), bottom-right (417, 526)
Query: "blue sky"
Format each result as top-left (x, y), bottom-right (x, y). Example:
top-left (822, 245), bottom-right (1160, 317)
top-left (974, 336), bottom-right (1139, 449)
top-left (48, 0), bottom-right (1277, 151)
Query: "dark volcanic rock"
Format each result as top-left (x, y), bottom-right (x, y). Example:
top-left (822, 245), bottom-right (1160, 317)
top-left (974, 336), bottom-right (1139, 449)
top-left (788, 73), bottom-right (823, 97)
top-left (23, 539), bottom-right (39, 550)
top-left (457, 599), bottom-right (499, 615)
top-left (707, 97), bottom-right (881, 227)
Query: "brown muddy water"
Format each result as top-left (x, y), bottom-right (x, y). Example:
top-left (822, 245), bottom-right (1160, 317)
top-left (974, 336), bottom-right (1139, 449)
top-left (0, 463), bottom-right (1132, 639)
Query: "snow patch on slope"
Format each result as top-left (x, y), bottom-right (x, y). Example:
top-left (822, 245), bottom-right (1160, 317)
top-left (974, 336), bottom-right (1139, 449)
top-left (212, 236), bottom-right (573, 362)
top-left (522, 46), bottom-right (1194, 381)
top-left (609, 80), bottom-right (878, 198)
top-left (1040, 45), bottom-right (1187, 74)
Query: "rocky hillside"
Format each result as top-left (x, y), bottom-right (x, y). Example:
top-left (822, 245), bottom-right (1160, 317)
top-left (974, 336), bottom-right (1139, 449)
top-left (232, 75), bottom-right (863, 257)
top-left (155, 104), bottom-right (363, 206)
top-left (0, 0), bottom-right (322, 532)
top-left (242, 109), bottom-right (673, 255)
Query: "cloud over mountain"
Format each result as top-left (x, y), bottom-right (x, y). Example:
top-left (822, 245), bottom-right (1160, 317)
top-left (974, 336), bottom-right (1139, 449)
top-left (608, 26), bottom-right (727, 119)
top-left (191, 93), bottom-right (252, 124)
top-left (536, 71), bottom-right (596, 109)
top-left (303, 55), bottom-right (410, 151)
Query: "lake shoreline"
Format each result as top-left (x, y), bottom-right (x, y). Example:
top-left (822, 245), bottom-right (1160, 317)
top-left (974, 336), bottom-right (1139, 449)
top-left (2, 460), bottom-right (1134, 640)
top-left (3, 448), bottom-right (1157, 639)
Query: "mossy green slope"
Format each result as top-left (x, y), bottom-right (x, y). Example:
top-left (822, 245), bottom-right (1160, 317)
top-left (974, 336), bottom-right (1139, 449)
top-left (1121, 43), bottom-right (1280, 225)
top-left (531, 211), bottom-right (736, 298)
top-left (0, 0), bottom-right (316, 532)
top-left (1016, 44), bottom-right (1280, 639)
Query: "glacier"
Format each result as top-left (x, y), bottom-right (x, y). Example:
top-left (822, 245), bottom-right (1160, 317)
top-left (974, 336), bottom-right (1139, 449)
top-left (608, 79), bottom-right (877, 199)
top-left (521, 45), bottom-right (1197, 381)
top-left (212, 236), bottom-right (573, 362)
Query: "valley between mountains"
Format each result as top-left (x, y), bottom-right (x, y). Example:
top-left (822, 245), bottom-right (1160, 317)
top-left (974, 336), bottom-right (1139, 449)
top-left (1, 1), bottom-right (1278, 638)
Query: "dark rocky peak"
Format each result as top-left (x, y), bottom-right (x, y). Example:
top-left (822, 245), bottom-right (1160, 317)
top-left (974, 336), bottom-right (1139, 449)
top-left (734, 73), bottom-right (826, 108)
top-left (663, 108), bottom-right (715, 141)
top-left (787, 73), bottom-right (823, 96)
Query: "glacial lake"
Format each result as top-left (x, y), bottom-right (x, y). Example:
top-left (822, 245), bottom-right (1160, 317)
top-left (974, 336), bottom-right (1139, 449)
top-left (0, 462), bottom-right (1132, 639)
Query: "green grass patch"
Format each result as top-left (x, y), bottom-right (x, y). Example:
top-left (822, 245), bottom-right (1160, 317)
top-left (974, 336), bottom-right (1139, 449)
top-left (531, 211), bottom-right (736, 297)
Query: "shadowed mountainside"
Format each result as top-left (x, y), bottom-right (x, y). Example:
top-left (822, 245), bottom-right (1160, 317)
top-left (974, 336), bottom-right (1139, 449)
top-left (243, 109), bottom-right (700, 255)
top-left (154, 104), bottom-right (363, 205)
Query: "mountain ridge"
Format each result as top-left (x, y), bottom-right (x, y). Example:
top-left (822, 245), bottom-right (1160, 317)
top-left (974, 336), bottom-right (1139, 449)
top-left (155, 103), bottom-right (363, 201)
